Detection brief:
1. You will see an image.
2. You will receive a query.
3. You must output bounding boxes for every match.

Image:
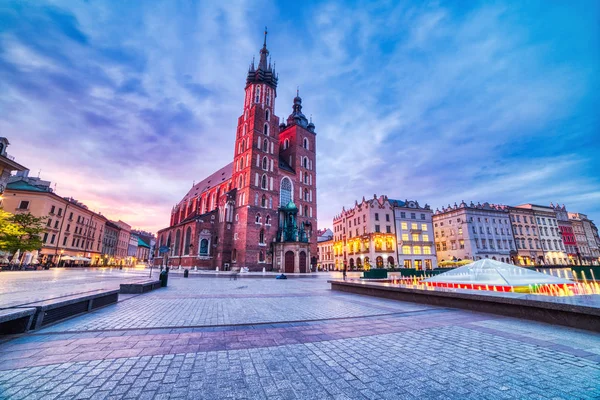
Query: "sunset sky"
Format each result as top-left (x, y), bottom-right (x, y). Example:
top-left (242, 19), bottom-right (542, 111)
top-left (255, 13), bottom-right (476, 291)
top-left (1, 0), bottom-right (598, 233)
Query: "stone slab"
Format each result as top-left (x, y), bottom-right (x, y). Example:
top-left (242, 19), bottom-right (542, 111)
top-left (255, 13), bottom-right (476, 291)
top-left (120, 280), bottom-right (161, 294)
top-left (330, 280), bottom-right (600, 332)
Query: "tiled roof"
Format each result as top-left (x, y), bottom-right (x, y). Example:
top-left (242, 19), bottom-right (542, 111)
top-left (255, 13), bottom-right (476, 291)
top-left (179, 163), bottom-right (233, 205)
top-left (388, 199), bottom-right (406, 207)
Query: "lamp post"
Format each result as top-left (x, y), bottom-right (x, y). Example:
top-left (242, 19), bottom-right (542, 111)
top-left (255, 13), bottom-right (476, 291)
top-left (57, 249), bottom-right (64, 267)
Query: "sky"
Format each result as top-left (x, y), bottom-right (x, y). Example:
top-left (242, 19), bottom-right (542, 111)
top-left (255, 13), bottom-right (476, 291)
top-left (1, 0), bottom-right (598, 233)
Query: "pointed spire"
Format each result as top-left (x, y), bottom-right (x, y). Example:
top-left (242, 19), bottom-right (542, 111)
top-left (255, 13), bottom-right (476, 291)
top-left (258, 26), bottom-right (269, 70)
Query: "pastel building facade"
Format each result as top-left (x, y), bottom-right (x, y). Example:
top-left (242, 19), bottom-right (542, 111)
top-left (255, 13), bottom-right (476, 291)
top-left (507, 206), bottom-right (543, 265)
top-left (515, 204), bottom-right (567, 265)
top-left (333, 195), bottom-right (397, 270)
top-left (569, 213), bottom-right (599, 265)
top-left (433, 202), bottom-right (515, 263)
top-left (389, 199), bottom-right (437, 270)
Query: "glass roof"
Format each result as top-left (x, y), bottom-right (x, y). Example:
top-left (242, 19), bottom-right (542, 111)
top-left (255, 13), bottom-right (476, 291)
top-left (424, 259), bottom-right (572, 286)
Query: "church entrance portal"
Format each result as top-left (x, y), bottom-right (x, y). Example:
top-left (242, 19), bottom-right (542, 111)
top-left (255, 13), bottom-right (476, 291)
top-left (285, 251), bottom-right (295, 273)
top-left (299, 251), bottom-right (307, 273)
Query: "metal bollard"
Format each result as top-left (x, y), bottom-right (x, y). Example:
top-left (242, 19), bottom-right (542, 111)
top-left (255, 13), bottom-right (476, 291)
top-left (184, 269), bottom-right (189, 278)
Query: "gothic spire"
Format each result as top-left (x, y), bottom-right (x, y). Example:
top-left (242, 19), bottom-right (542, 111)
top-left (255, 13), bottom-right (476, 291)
top-left (258, 26), bottom-right (269, 71)
top-left (246, 27), bottom-right (277, 89)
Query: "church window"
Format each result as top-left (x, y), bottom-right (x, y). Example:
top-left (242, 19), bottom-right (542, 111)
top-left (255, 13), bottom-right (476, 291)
top-left (304, 205), bottom-right (308, 216)
top-left (264, 124), bottom-right (269, 136)
top-left (174, 230), bottom-right (181, 256)
top-left (262, 156), bottom-right (268, 170)
top-left (261, 174), bottom-right (268, 190)
top-left (265, 109), bottom-right (270, 121)
top-left (302, 157), bottom-right (308, 168)
top-left (265, 215), bottom-right (271, 225)
top-left (261, 195), bottom-right (267, 208)
top-left (256, 213), bottom-right (261, 224)
top-left (259, 229), bottom-right (265, 244)
top-left (238, 175), bottom-right (243, 189)
top-left (184, 227), bottom-right (192, 255)
top-left (303, 138), bottom-right (309, 150)
top-left (266, 89), bottom-right (271, 106)
top-left (263, 139), bottom-right (268, 152)
top-left (199, 239), bottom-right (209, 255)
top-left (304, 188), bottom-right (309, 201)
top-left (280, 177), bottom-right (292, 206)
top-left (243, 124), bottom-right (247, 136)
top-left (284, 139), bottom-right (289, 150)
top-left (255, 86), bottom-right (260, 103)
top-left (232, 249), bottom-right (237, 262)
top-left (240, 158), bottom-right (244, 170)
top-left (259, 251), bottom-right (265, 262)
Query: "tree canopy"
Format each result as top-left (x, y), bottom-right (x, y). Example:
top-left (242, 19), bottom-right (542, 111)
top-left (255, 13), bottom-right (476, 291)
top-left (0, 210), bottom-right (46, 253)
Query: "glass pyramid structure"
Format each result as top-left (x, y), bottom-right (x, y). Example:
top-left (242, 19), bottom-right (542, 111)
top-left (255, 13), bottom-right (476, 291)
top-left (424, 259), bottom-right (572, 287)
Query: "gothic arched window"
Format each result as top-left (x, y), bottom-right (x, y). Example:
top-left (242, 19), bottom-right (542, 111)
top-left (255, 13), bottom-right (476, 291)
top-left (263, 139), bottom-right (268, 152)
top-left (265, 109), bottom-right (270, 121)
top-left (262, 156), bottom-right (268, 170)
top-left (280, 177), bottom-right (292, 206)
top-left (264, 124), bottom-right (269, 136)
top-left (304, 188), bottom-right (309, 201)
top-left (261, 195), bottom-right (267, 208)
top-left (255, 213), bottom-right (261, 224)
top-left (184, 227), bottom-right (192, 255)
top-left (284, 139), bottom-right (289, 150)
top-left (265, 215), bottom-right (271, 225)
top-left (259, 251), bottom-right (265, 262)
top-left (255, 87), bottom-right (260, 103)
top-left (259, 229), bottom-right (265, 244)
top-left (174, 230), bottom-right (181, 256)
top-left (261, 174), bottom-right (267, 189)
top-left (303, 138), bottom-right (309, 150)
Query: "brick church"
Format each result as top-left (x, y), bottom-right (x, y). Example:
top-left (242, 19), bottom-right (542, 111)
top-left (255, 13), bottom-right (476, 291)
top-left (155, 31), bottom-right (317, 273)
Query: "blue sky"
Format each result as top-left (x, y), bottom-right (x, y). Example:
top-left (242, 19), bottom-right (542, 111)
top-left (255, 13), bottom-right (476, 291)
top-left (1, 0), bottom-right (598, 232)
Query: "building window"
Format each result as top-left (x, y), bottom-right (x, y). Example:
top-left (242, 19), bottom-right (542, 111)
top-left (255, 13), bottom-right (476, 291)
top-left (280, 178), bottom-right (293, 206)
top-left (375, 225), bottom-right (380, 233)
top-left (402, 245), bottom-right (411, 255)
top-left (18, 201), bottom-right (30, 210)
top-left (402, 233), bottom-right (409, 241)
top-left (261, 195), bottom-right (267, 208)
top-left (263, 139), bottom-right (269, 152)
top-left (50, 205), bottom-right (55, 214)
top-left (423, 246), bottom-right (431, 255)
top-left (401, 222), bottom-right (408, 230)
top-left (283, 139), bottom-right (289, 150)
top-left (256, 213), bottom-right (261, 224)
top-left (43, 232), bottom-right (48, 243)
top-left (261, 174), bottom-right (268, 190)
top-left (265, 109), bottom-right (270, 121)
top-left (262, 157), bottom-right (268, 170)
top-left (421, 214), bottom-right (425, 220)
top-left (259, 229), bottom-right (265, 244)
top-left (386, 226), bottom-right (391, 233)
top-left (421, 224), bottom-right (427, 231)
top-left (411, 213), bottom-right (416, 219)
top-left (264, 124), bottom-right (269, 136)
top-left (303, 138), bottom-right (309, 150)
top-left (265, 215), bottom-right (271, 225)
top-left (375, 213), bottom-right (379, 221)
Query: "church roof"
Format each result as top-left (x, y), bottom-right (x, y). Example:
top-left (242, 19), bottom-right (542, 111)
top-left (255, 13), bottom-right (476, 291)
top-left (180, 162), bottom-right (233, 205)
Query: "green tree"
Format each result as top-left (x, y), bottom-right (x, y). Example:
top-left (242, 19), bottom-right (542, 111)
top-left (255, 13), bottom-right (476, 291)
top-left (0, 209), bottom-right (25, 251)
top-left (3, 212), bottom-right (46, 253)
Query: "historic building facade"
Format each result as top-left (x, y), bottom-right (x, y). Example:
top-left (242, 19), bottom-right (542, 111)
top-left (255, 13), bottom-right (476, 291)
top-left (552, 203), bottom-right (577, 263)
top-left (507, 206), bottom-right (543, 265)
top-left (569, 212), bottom-right (599, 265)
top-left (155, 32), bottom-right (318, 272)
top-left (390, 198), bottom-right (437, 270)
top-left (515, 204), bottom-right (567, 265)
top-left (4, 171), bottom-right (107, 265)
top-left (433, 202), bottom-right (515, 263)
top-left (0, 137), bottom-right (26, 197)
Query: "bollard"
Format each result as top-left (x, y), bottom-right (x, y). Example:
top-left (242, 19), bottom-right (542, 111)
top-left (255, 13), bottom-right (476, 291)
top-left (184, 269), bottom-right (189, 278)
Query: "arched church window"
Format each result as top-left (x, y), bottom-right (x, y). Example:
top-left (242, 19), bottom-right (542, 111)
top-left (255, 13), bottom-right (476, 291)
top-left (263, 139), bottom-right (268, 152)
top-left (232, 249), bottom-right (237, 262)
top-left (302, 157), bottom-right (308, 168)
top-left (184, 227), bottom-right (192, 255)
top-left (243, 124), bottom-right (247, 136)
top-left (259, 251), bottom-right (265, 262)
top-left (256, 213), bottom-right (261, 224)
top-left (261, 174), bottom-right (267, 190)
top-left (174, 230), bottom-right (181, 256)
top-left (266, 89), bottom-right (271, 106)
top-left (284, 139), bottom-right (289, 150)
top-left (199, 239), bottom-right (209, 255)
top-left (303, 138), bottom-right (309, 150)
top-left (238, 175), bottom-right (243, 189)
top-left (264, 124), bottom-right (269, 136)
top-left (265, 109), bottom-right (270, 121)
top-left (259, 229), bottom-right (265, 244)
top-left (262, 156), bottom-right (268, 170)
top-left (261, 195), bottom-right (267, 208)
top-left (240, 158), bottom-right (244, 170)
top-left (255, 87), bottom-right (260, 103)
top-left (265, 215), bottom-right (271, 225)
top-left (280, 177), bottom-right (292, 206)
top-left (304, 205), bottom-right (308, 216)
top-left (304, 188), bottom-right (309, 201)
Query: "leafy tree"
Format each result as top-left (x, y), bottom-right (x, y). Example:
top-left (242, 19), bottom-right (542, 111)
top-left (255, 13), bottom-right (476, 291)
top-left (0, 209), bottom-right (25, 251)
top-left (2, 212), bottom-right (46, 253)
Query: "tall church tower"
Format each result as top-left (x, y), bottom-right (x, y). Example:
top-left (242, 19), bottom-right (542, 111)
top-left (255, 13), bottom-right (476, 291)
top-left (231, 29), bottom-right (282, 269)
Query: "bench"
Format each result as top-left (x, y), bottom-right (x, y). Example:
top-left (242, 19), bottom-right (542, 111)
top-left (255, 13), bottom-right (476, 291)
top-left (0, 308), bottom-right (37, 335)
top-left (120, 280), bottom-right (161, 294)
top-left (11, 289), bottom-right (121, 331)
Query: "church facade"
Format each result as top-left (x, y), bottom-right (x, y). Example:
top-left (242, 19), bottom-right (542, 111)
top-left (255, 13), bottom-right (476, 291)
top-left (154, 32), bottom-right (317, 272)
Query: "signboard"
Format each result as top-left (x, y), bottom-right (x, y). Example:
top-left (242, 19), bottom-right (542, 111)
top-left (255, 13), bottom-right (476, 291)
top-left (159, 246), bottom-right (170, 254)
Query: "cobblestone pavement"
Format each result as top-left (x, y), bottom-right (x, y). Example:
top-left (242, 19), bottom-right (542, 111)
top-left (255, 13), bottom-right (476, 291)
top-left (0, 268), bottom-right (151, 308)
top-left (0, 273), bottom-right (599, 399)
